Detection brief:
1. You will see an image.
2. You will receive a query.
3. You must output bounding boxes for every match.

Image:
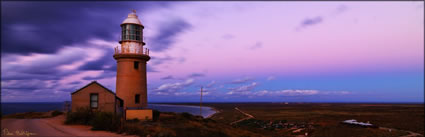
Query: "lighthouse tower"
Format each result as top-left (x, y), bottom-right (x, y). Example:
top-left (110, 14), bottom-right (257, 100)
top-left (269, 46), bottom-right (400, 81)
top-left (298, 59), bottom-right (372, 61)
top-left (114, 10), bottom-right (150, 109)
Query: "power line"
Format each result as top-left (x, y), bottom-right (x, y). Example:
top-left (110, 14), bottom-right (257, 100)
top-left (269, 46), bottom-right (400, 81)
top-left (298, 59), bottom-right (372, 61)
top-left (200, 86), bottom-right (203, 117)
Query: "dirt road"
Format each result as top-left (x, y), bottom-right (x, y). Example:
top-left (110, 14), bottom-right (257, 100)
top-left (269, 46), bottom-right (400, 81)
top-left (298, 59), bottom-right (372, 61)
top-left (379, 127), bottom-right (423, 137)
top-left (230, 107), bottom-right (255, 125)
top-left (1, 115), bottom-right (135, 137)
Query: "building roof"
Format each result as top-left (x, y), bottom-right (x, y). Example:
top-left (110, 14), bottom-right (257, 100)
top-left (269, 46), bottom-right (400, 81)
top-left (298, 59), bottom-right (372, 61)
top-left (70, 81), bottom-right (116, 95)
top-left (122, 10), bottom-right (142, 25)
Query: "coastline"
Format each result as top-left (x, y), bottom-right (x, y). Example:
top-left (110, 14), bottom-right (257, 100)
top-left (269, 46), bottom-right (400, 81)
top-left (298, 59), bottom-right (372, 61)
top-left (151, 103), bottom-right (219, 118)
top-left (206, 107), bottom-right (220, 118)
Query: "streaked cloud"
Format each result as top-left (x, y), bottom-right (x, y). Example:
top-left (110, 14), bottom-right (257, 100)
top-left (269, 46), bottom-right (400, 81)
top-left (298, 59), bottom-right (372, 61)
top-left (188, 73), bottom-right (205, 78)
top-left (227, 82), bottom-right (258, 95)
top-left (230, 77), bottom-right (254, 84)
top-left (266, 76), bottom-right (276, 81)
top-left (297, 16), bottom-right (323, 30)
top-left (161, 75), bottom-right (174, 80)
top-left (148, 18), bottom-right (192, 52)
top-left (332, 5), bottom-right (348, 15)
top-left (251, 89), bottom-right (351, 97)
top-left (153, 78), bottom-right (195, 94)
top-left (249, 42), bottom-right (263, 50)
top-left (151, 55), bottom-right (175, 65)
top-left (1, 2), bottom-right (170, 55)
top-left (1, 2), bottom-right (422, 102)
top-left (206, 80), bottom-right (216, 88)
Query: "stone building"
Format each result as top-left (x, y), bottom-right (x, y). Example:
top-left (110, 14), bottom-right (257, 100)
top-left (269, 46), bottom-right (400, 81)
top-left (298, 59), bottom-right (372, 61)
top-left (71, 81), bottom-right (123, 114)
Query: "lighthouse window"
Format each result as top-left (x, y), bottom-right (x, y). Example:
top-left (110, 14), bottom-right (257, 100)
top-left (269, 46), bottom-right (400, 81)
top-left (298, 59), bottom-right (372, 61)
top-left (121, 24), bottom-right (142, 42)
top-left (134, 61), bottom-right (139, 69)
top-left (135, 94), bottom-right (140, 104)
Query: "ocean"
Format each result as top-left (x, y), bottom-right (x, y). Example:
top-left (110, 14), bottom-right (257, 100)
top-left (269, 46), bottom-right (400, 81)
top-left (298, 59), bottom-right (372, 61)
top-left (1, 102), bottom-right (216, 118)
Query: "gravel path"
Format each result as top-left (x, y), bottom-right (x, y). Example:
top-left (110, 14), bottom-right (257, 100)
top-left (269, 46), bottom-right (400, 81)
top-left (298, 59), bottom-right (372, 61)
top-left (379, 127), bottom-right (423, 137)
top-left (230, 107), bottom-right (255, 125)
top-left (1, 115), bottom-right (136, 137)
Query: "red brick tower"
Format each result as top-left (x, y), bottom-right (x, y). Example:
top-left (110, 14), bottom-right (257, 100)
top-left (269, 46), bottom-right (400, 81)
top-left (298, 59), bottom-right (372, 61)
top-left (114, 10), bottom-right (150, 109)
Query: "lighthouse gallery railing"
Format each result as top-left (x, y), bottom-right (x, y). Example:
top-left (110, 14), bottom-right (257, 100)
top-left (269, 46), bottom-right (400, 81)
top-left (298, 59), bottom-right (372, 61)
top-left (114, 46), bottom-right (149, 56)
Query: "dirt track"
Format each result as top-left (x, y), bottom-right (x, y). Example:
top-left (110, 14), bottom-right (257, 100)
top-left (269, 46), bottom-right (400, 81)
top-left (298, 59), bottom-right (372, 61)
top-left (1, 115), bottom-right (135, 137)
top-left (379, 127), bottom-right (423, 137)
top-left (230, 107), bottom-right (255, 125)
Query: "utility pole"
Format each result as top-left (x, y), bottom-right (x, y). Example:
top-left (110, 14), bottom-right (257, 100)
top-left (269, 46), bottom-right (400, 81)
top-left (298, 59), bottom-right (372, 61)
top-left (200, 86), bottom-right (203, 116)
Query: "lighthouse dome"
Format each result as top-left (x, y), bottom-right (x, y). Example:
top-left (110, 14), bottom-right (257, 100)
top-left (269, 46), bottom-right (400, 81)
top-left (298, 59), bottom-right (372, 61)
top-left (122, 10), bottom-right (142, 25)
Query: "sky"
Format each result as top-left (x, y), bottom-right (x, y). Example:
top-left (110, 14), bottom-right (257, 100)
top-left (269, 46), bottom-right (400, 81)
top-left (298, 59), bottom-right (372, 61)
top-left (1, 2), bottom-right (424, 103)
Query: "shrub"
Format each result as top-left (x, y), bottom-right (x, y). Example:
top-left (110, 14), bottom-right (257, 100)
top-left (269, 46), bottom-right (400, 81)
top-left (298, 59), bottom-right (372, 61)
top-left (122, 123), bottom-right (176, 137)
top-left (127, 118), bottom-right (139, 123)
top-left (121, 123), bottom-right (138, 135)
top-left (65, 107), bottom-right (122, 132)
top-left (65, 107), bottom-right (94, 125)
top-left (181, 112), bottom-right (194, 119)
top-left (2, 112), bottom-right (48, 119)
top-left (153, 110), bottom-right (160, 121)
top-left (203, 118), bottom-right (216, 123)
top-left (90, 112), bottom-right (121, 132)
top-left (51, 110), bottom-right (64, 117)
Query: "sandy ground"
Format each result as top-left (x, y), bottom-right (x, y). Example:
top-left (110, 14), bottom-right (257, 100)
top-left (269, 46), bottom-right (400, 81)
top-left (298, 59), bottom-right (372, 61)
top-left (1, 115), bottom-right (137, 137)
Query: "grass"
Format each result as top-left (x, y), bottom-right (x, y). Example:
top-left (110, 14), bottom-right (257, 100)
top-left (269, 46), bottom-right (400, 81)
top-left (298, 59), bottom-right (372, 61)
top-left (65, 107), bottom-right (122, 132)
top-left (1, 110), bottom-right (64, 119)
top-left (128, 112), bottom-right (263, 137)
top-left (182, 103), bottom-right (423, 137)
top-left (65, 107), bottom-right (95, 125)
top-left (18, 103), bottom-right (421, 137)
top-left (312, 125), bottom-right (409, 137)
top-left (51, 110), bottom-right (64, 117)
top-left (65, 107), bottom-right (263, 137)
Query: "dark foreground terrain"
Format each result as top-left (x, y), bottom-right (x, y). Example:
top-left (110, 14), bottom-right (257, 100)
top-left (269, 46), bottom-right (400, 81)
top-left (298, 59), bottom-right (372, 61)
top-left (171, 102), bottom-right (424, 137)
top-left (2, 103), bottom-right (423, 137)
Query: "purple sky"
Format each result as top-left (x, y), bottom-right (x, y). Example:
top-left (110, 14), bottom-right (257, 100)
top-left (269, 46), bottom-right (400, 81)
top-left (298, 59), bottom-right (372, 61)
top-left (1, 2), bottom-right (424, 102)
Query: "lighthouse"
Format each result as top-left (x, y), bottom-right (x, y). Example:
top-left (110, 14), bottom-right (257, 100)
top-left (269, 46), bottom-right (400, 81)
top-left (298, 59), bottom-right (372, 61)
top-left (114, 10), bottom-right (150, 109)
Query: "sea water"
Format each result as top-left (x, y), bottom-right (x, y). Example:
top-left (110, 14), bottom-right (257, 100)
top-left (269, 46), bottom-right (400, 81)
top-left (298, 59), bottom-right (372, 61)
top-left (148, 104), bottom-right (216, 118)
top-left (1, 102), bottom-right (216, 118)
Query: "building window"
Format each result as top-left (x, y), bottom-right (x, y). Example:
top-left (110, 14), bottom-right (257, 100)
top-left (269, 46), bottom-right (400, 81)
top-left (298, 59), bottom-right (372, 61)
top-left (135, 94), bottom-right (140, 104)
top-left (90, 93), bottom-right (98, 108)
top-left (134, 61), bottom-right (139, 70)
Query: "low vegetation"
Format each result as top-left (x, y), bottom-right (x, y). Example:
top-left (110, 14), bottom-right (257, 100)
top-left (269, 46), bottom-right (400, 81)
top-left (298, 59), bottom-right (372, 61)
top-left (201, 103), bottom-right (422, 137)
top-left (90, 111), bottom-right (122, 131)
top-left (51, 110), bottom-right (64, 117)
top-left (65, 107), bottom-right (262, 137)
top-left (65, 107), bottom-right (95, 125)
top-left (235, 119), bottom-right (315, 130)
top-left (1, 112), bottom-right (50, 119)
top-left (118, 112), bottom-right (262, 137)
top-left (5, 103), bottom-right (421, 137)
top-left (65, 107), bottom-right (122, 132)
top-left (152, 103), bottom-right (419, 137)
top-left (1, 110), bottom-right (64, 119)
